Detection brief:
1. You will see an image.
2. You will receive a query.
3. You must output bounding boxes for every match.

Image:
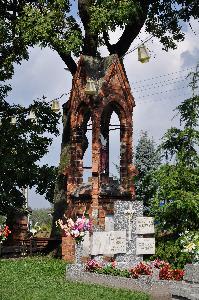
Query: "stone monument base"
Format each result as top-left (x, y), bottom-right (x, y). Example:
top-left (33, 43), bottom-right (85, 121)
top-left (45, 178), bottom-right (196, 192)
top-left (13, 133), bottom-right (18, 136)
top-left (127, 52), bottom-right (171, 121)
top-left (171, 264), bottom-right (199, 300)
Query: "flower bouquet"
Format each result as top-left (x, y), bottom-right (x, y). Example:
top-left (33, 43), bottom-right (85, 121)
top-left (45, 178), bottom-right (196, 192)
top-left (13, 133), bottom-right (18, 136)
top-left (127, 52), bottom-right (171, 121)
top-left (56, 215), bottom-right (92, 243)
top-left (0, 224), bottom-right (11, 244)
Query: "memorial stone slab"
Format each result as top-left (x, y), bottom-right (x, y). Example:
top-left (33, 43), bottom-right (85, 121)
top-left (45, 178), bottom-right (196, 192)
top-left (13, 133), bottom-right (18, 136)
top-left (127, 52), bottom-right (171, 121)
top-left (91, 230), bottom-right (126, 255)
top-left (82, 232), bottom-right (90, 256)
top-left (136, 238), bottom-right (155, 255)
top-left (136, 217), bottom-right (155, 235)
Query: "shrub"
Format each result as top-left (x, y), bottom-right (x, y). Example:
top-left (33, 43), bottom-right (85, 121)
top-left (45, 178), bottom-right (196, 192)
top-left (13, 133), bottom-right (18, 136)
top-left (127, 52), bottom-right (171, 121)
top-left (150, 236), bottom-right (192, 269)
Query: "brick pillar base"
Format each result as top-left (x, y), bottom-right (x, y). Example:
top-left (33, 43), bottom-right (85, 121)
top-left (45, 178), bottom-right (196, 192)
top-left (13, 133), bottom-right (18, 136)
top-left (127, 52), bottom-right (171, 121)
top-left (62, 236), bottom-right (75, 263)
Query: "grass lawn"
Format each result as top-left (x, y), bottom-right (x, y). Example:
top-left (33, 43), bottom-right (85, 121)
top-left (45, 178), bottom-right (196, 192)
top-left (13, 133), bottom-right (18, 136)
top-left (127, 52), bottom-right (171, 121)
top-left (0, 257), bottom-right (150, 300)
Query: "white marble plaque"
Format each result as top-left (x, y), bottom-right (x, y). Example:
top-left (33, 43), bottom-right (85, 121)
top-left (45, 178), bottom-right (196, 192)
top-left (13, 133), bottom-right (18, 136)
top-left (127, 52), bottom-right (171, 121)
top-left (82, 232), bottom-right (90, 256)
top-left (105, 214), bottom-right (114, 231)
top-left (91, 230), bottom-right (126, 255)
top-left (136, 217), bottom-right (155, 234)
top-left (136, 238), bottom-right (155, 255)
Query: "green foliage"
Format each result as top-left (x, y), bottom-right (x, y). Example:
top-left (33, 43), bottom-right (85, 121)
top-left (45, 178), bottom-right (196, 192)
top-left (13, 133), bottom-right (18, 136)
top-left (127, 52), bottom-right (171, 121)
top-left (0, 94), bottom-right (60, 216)
top-left (134, 131), bottom-right (161, 213)
top-left (89, 0), bottom-right (140, 32)
top-left (161, 64), bottom-right (199, 167)
top-left (35, 165), bottom-right (58, 204)
top-left (97, 265), bottom-right (131, 278)
top-left (180, 230), bottom-right (199, 264)
top-left (58, 145), bottom-right (71, 173)
top-left (30, 208), bottom-right (52, 228)
top-left (1, 1), bottom-right (199, 79)
top-left (0, 17), bottom-right (29, 80)
top-left (151, 236), bottom-right (192, 269)
top-left (0, 0), bottom-right (81, 80)
top-left (90, 0), bottom-right (198, 50)
top-left (0, 214), bottom-right (6, 224)
top-left (17, 2), bottom-right (82, 53)
top-left (161, 97), bottom-right (199, 167)
top-left (0, 257), bottom-right (150, 300)
top-left (151, 66), bottom-right (199, 236)
top-left (151, 164), bottom-right (199, 234)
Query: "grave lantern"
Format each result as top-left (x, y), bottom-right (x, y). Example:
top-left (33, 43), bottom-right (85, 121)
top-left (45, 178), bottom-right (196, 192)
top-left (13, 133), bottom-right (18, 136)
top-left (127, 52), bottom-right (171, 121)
top-left (28, 110), bottom-right (37, 122)
top-left (85, 78), bottom-right (96, 95)
top-left (10, 116), bottom-right (17, 125)
top-left (51, 100), bottom-right (60, 112)
top-left (138, 44), bottom-right (150, 63)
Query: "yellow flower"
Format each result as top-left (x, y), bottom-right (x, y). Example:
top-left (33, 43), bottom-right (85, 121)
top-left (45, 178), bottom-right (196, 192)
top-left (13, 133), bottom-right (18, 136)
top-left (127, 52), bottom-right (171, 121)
top-left (185, 242), bottom-right (196, 252)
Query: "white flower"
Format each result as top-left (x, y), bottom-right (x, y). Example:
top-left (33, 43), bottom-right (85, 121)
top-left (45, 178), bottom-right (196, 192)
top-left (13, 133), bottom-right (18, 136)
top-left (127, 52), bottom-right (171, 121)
top-left (71, 229), bottom-right (80, 237)
top-left (30, 228), bottom-right (37, 236)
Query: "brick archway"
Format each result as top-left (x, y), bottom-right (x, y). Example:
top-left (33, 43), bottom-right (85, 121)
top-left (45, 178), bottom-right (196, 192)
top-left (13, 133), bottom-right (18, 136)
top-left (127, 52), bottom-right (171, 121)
top-left (69, 102), bottom-right (91, 187)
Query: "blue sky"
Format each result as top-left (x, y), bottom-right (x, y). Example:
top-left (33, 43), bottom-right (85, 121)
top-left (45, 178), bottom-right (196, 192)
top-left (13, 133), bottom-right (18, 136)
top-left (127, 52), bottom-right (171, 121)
top-left (5, 18), bottom-right (199, 209)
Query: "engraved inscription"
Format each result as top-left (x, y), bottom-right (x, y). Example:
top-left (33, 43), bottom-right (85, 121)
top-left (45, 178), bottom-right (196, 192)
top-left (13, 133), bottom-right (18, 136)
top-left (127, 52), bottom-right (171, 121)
top-left (136, 217), bottom-right (155, 234)
top-left (91, 231), bottom-right (126, 255)
top-left (136, 238), bottom-right (155, 255)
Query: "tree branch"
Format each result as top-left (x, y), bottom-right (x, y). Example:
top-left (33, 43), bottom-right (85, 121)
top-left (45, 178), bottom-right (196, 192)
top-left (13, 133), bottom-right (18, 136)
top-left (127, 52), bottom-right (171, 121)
top-left (108, 1), bottom-right (149, 57)
top-left (78, 0), bottom-right (98, 56)
top-left (103, 31), bottom-right (112, 53)
top-left (52, 46), bottom-right (77, 75)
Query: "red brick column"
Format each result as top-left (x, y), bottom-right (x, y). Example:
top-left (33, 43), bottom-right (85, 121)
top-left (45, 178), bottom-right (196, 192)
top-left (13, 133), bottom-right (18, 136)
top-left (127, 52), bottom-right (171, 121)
top-left (91, 112), bottom-right (101, 226)
top-left (62, 236), bottom-right (75, 263)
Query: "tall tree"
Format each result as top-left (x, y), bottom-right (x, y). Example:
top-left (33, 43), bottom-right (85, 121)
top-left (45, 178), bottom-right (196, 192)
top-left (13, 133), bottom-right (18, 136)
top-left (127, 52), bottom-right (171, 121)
top-left (0, 1), bottom-right (198, 79)
top-left (134, 131), bottom-right (161, 214)
top-left (0, 89), bottom-right (60, 216)
top-left (151, 65), bottom-right (199, 234)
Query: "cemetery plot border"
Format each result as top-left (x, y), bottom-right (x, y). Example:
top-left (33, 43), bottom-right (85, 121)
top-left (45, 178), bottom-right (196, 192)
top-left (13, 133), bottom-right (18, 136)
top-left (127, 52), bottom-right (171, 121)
top-left (66, 265), bottom-right (180, 300)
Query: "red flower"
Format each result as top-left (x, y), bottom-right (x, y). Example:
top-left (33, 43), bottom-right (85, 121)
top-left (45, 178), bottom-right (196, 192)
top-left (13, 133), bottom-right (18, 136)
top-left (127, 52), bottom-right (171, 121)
top-left (129, 262), bottom-right (152, 278)
top-left (159, 265), bottom-right (184, 280)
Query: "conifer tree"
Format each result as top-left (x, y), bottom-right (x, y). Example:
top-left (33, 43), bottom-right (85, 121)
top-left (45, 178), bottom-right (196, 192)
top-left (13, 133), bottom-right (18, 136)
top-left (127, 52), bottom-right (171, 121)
top-left (134, 131), bottom-right (161, 214)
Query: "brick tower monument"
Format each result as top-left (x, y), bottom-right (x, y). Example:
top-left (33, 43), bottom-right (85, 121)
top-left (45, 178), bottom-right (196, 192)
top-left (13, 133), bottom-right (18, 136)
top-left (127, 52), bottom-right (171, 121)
top-left (60, 54), bottom-right (137, 262)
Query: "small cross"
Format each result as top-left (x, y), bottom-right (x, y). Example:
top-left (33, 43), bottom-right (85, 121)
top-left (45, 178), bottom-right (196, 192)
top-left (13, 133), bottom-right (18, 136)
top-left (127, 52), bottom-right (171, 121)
top-left (124, 203), bottom-right (136, 241)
